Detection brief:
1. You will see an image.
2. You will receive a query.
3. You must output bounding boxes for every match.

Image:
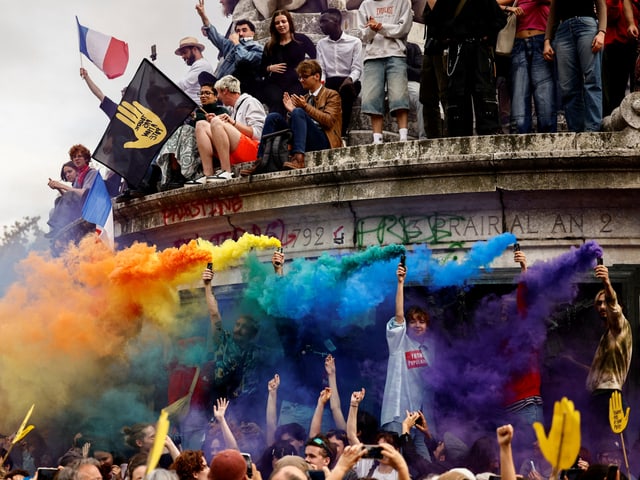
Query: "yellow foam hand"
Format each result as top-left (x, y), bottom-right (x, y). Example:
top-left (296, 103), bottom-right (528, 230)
top-left (609, 391), bottom-right (630, 434)
top-left (116, 101), bottom-right (167, 149)
top-left (13, 425), bottom-right (34, 443)
top-left (532, 397), bottom-right (581, 471)
top-left (12, 404), bottom-right (35, 444)
top-left (146, 409), bottom-right (170, 474)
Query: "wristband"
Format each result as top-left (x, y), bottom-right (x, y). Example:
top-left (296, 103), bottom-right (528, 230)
top-left (598, 29), bottom-right (606, 34)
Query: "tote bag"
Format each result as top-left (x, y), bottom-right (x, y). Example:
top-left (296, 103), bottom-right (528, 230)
top-left (496, 4), bottom-right (518, 55)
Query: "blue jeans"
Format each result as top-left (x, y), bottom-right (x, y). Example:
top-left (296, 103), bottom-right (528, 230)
top-left (259, 109), bottom-right (329, 156)
top-left (553, 17), bottom-right (602, 132)
top-left (511, 35), bottom-right (557, 133)
top-left (361, 57), bottom-right (410, 115)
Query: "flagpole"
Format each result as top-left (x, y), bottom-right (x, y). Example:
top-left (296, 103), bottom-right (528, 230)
top-left (76, 16), bottom-right (84, 69)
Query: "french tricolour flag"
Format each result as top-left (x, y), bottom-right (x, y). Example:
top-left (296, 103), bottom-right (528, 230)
top-left (76, 17), bottom-right (129, 79)
top-left (82, 174), bottom-right (115, 250)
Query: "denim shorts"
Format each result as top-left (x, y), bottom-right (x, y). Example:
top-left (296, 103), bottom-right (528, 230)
top-left (361, 56), bottom-right (410, 115)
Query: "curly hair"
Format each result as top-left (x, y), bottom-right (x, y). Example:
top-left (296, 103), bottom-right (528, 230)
top-left (170, 451), bottom-right (206, 480)
top-left (68, 144), bottom-right (91, 161)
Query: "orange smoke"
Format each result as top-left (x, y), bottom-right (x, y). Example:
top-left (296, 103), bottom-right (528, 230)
top-left (0, 233), bottom-right (280, 432)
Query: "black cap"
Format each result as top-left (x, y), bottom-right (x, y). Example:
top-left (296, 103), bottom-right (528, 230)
top-left (198, 71), bottom-right (217, 86)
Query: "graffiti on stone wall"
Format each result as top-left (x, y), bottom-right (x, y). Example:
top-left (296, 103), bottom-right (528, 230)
top-left (161, 195), bottom-right (243, 226)
top-left (162, 208), bottom-right (616, 253)
top-left (170, 219), bottom-right (345, 249)
top-left (355, 213), bottom-right (502, 248)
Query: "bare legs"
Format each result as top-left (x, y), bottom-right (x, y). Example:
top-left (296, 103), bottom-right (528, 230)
top-left (195, 117), bottom-right (243, 175)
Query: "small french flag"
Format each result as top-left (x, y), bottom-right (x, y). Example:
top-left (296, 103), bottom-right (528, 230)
top-left (76, 17), bottom-right (129, 79)
top-left (82, 174), bottom-right (115, 250)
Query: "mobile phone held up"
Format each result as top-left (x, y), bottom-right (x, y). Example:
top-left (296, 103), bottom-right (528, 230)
top-left (207, 262), bottom-right (213, 271)
top-left (362, 444), bottom-right (383, 459)
top-left (37, 468), bottom-right (59, 480)
top-left (241, 453), bottom-right (253, 479)
top-left (400, 254), bottom-right (406, 267)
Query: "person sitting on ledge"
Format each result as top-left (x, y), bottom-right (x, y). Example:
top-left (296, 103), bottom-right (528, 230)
top-left (245, 59), bottom-right (342, 174)
top-left (194, 75), bottom-right (265, 182)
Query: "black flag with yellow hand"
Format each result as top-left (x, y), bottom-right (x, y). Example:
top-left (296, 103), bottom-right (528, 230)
top-left (93, 58), bottom-right (197, 187)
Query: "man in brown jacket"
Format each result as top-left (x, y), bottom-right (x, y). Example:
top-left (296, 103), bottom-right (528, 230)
top-left (258, 59), bottom-right (342, 170)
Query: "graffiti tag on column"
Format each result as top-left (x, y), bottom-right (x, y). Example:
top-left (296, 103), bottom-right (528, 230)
top-left (161, 195), bottom-right (243, 226)
top-left (170, 219), bottom-right (342, 249)
top-left (355, 214), bottom-right (502, 247)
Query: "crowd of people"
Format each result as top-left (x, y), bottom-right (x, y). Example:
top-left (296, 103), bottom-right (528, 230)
top-left (45, 0), bottom-right (640, 238)
top-left (0, 245), bottom-right (635, 480)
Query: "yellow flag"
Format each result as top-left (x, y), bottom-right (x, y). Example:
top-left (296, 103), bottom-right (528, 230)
top-left (146, 410), bottom-right (170, 474)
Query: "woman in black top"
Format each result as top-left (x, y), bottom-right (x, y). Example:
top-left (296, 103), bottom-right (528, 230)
top-left (260, 9), bottom-right (316, 115)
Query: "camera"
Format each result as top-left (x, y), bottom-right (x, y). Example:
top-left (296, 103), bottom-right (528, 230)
top-left (362, 445), bottom-right (383, 459)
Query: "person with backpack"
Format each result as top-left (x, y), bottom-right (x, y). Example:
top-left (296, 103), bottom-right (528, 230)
top-left (241, 59), bottom-right (342, 175)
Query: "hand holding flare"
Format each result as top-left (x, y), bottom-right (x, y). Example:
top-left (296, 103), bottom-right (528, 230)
top-left (532, 397), bottom-right (581, 473)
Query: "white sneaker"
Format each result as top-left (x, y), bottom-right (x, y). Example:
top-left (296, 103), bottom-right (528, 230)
top-left (206, 171), bottom-right (233, 181)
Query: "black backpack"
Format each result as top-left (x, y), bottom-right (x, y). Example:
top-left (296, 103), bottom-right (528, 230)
top-left (252, 129), bottom-right (292, 174)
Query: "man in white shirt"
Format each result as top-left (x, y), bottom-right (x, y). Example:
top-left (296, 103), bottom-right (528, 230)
top-left (317, 8), bottom-right (363, 139)
top-left (175, 36), bottom-right (215, 103)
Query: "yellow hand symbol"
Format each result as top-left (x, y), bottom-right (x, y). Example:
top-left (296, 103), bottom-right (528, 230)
top-left (609, 391), bottom-right (630, 434)
top-left (116, 101), bottom-right (167, 149)
top-left (532, 397), bottom-right (581, 471)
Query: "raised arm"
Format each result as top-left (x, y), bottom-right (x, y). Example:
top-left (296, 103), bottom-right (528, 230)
top-left (395, 264), bottom-right (406, 324)
top-left (594, 262), bottom-right (623, 333)
top-left (80, 67), bottom-right (106, 102)
top-left (272, 249), bottom-right (285, 276)
top-left (325, 354), bottom-right (347, 430)
top-left (346, 388), bottom-right (365, 446)
top-left (195, 0), bottom-right (211, 26)
top-left (497, 425), bottom-right (516, 480)
top-left (164, 433), bottom-right (181, 460)
top-left (213, 398), bottom-right (239, 450)
top-left (203, 268), bottom-right (223, 343)
top-left (266, 373), bottom-right (280, 445)
top-left (309, 387), bottom-right (332, 438)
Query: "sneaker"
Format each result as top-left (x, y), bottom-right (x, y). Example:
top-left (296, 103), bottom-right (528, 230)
top-left (183, 179), bottom-right (202, 187)
top-left (206, 170), bottom-right (234, 181)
